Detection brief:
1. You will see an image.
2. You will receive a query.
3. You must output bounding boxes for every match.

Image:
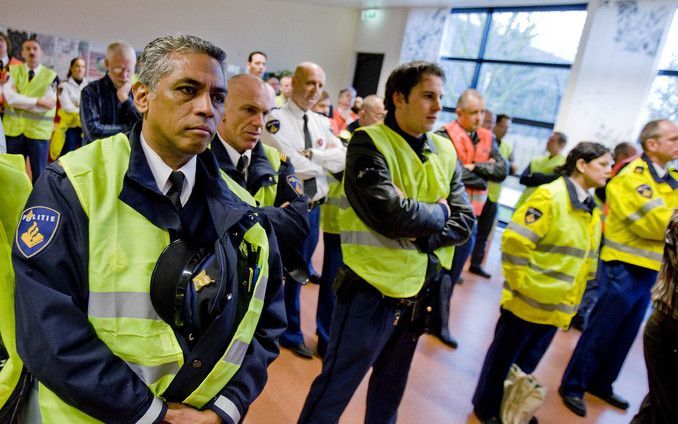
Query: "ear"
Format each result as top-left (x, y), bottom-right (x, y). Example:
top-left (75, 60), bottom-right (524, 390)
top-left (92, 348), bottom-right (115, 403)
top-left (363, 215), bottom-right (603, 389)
top-left (104, 58), bottom-right (109, 69)
top-left (392, 91), bottom-right (405, 109)
top-left (132, 80), bottom-right (150, 114)
top-left (576, 158), bottom-right (587, 174)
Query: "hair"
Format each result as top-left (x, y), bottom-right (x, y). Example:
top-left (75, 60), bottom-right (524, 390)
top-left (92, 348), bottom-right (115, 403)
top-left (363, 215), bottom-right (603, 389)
top-left (639, 119), bottom-right (669, 150)
top-left (339, 87), bottom-right (356, 98)
top-left (384, 61), bottom-right (445, 113)
top-left (66, 57), bottom-right (84, 78)
top-left (138, 34), bottom-right (227, 90)
top-left (613, 142), bottom-right (637, 161)
top-left (0, 32), bottom-right (10, 52)
top-left (248, 51), bottom-right (266, 62)
top-left (106, 41), bottom-right (135, 60)
top-left (496, 113), bottom-right (511, 124)
top-left (318, 90), bottom-right (331, 102)
top-left (456, 89), bottom-right (482, 110)
top-left (21, 38), bottom-right (40, 49)
top-left (552, 131), bottom-right (568, 145)
top-left (554, 141), bottom-right (610, 176)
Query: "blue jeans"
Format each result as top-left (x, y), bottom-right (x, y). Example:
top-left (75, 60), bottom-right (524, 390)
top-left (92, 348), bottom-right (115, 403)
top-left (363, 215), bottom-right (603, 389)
top-left (6, 134), bottom-right (48, 183)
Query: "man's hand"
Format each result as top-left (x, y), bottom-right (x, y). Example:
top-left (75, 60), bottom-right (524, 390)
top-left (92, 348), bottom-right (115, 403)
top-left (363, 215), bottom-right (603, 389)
top-left (463, 163), bottom-right (476, 171)
top-left (298, 149), bottom-right (313, 160)
top-left (36, 95), bottom-right (56, 109)
top-left (116, 80), bottom-right (133, 103)
top-left (437, 197), bottom-right (451, 217)
top-left (161, 402), bottom-right (223, 424)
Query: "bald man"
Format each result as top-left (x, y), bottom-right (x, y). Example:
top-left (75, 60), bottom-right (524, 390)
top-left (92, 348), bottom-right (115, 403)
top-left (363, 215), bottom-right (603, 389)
top-left (342, 94), bottom-right (386, 137)
top-left (261, 62), bottom-right (346, 359)
top-left (211, 74), bottom-right (309, 299)
top-left (81, 41), bottom-right (141, 144)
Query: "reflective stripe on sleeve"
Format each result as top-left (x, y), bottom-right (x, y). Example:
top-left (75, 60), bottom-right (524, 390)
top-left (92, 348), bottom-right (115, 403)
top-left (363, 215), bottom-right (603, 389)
top-left (135, 397), bottom-right (165, 424)
top-left (501, 252), bottom-right (529, 266)
top-left (527, 262), bottom-right (575, 284)
top-left (507, 222), bottom-right (540, 243)
top-left (534, 244), bottom-right (587, 258)
top-left (127, 361), bottom-right (181, 387)
top-left (214, 396), bottom-right (242, 424)
top-left (503, 282), bottom-right (577, 314)
top-left (623, 197), bottom-right (665, 226)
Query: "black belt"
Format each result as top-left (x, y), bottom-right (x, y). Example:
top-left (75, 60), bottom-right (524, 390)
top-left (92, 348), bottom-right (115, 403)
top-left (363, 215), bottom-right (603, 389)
top-left (308, 197), bottom-right (326, 210)
top-left (649, 310), bottom-right (678, 334)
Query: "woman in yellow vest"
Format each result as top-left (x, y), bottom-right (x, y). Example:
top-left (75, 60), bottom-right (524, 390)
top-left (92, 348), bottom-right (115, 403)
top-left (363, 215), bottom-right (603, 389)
top-left (472, 142), bottom-right (612, 424)
top-left (50, 58), bottom-right (88, 159)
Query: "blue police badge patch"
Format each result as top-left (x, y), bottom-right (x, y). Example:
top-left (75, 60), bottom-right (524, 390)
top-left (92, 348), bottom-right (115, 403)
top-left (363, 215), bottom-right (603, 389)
top-left (16, 207), bottom-right (61, 258)
top-left (636, 184), bottom-right (652, 198)
top-left (287, 175), bottom-right (304, 196)
top-left (524, 207), bottom-right (543, 224)
top-left (265, 119), bottom-right (281, 134)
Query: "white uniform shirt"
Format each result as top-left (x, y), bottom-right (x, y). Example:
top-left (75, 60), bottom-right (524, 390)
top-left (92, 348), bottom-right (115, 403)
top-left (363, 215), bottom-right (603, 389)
top-left (140, 133), bottom-right (197, 207)
top-left (58, 77), bottom-right (88, 114)
top-left (2, 64), bottom-right (57, 114)
top-left (260, 100), bottom-right (345, 201)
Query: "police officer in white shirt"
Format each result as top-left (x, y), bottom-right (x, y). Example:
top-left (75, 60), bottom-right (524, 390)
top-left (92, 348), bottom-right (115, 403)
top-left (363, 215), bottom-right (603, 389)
top-left (261, 62), bottom-right (346, 358)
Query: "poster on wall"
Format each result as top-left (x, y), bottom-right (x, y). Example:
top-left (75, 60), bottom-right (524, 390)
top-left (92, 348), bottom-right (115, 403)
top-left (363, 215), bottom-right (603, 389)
top-left (0, 24), bottom-right (100, 81)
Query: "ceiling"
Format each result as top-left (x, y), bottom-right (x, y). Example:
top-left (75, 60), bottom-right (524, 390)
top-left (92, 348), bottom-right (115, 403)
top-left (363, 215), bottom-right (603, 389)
top-left (281, 0), bottom-right (587, 9)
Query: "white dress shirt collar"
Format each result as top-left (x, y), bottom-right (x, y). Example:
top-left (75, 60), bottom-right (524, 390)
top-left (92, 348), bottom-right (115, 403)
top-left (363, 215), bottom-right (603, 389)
top-left (0, 55), bottom-right (9, 66)
top-left (26, 63), bottom-right (42, 74)
top-left (287, 99), bottom-right (309, 119)
top-left (568, 177), bottom-right (590, 203)
top-left (218, 132), bottom-right (252, 175)
top-left (140, 133), bottom-right (197, 206)
top-left (652, 161), bottom-right (668, 178)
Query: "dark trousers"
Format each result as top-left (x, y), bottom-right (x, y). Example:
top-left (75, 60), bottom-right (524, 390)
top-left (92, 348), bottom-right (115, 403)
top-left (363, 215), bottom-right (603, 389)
top-left (472, 308), bottom-right (557, 420)
top-left (631, 313), bottom-right (678, 424)
top-left (62, 127), bottom-right (82, 155)
top-left (572, 257), bottom-right (604, 328)
top-left (281, 205), bottom-right (320, 346)
top-left (470, 200), bottom-right (498, 267)
top-left (6, 134), bottom-right (48, 183)
top-left (316, 232), bottom-right (341, 357)
top-left (560, 260), bottom-right (657, 397)
top-left (299, 277), bottom-right (421, 424)
top-left (439, 222), bottom-right (477, 336)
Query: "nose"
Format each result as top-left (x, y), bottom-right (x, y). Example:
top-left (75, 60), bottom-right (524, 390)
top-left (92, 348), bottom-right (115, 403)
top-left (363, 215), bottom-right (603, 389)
top-left (254, 112), bottom-right (265, 128)
top-left (432, 97), bottom-right (442, 112)
top-left (195, 91), bottom-right (215, 118)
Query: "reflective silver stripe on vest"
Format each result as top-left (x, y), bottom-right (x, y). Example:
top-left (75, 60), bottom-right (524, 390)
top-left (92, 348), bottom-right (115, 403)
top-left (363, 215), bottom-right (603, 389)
top-left (88, 291), bottom-right (160, 320)
top-left (528, 262), bottom-right (575, 284)
top-left (504, 283), bottom-right (577, 314)
top-left (136, 397), bottom-right (164, 424)
top-left (604, 239), bottom-right (663, 262)
top-left (224, 339), bottom-right (249, 365)
top-left (507, 222), bottom-right (540, 244)
top-left (214, 395), bottom-right (242, 423)
top-left (623, 197), bottom-right (665, 226)
top-left (254, 275), bottom-right (268, 301)
top-left (3, 108), bottom-right (55, 122)
top-left (341, 231), bottom-right (417, 251)
top-left (534, 244), bottom-right (586, 258)
top-left (339, 195), bottom-right (349, 209)
top-left (127, 361), bottom-right (181, 386)
top-left (502, 252), bottom-right (529, 266)
top-left (325, 196), bottom-right (343, 207)
top-left (588, 251), bottom-right (598, 260)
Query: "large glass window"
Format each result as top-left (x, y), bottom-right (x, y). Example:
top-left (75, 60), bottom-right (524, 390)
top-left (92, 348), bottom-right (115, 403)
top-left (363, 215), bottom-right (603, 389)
top-left (439, 5), bottom-right (588, 210)
top-left (645, 9), bottom-right (678, 122)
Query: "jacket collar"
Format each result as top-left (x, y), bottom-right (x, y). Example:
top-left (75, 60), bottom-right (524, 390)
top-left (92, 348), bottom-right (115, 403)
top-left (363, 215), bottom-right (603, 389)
top-left (563, 177), bottom-right (594, 213)
top-left (121, 123), bottom-right (249, 236)
top-left (211, 136), bottom-right (276, 190)
top-left (641, 154), bottom-right (678, 189)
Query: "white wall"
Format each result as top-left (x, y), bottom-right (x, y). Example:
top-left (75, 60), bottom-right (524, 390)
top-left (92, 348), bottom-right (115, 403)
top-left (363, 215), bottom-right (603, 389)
top-left (2, 0), bottom-right (360, 99)
top-left (352, 8), bottom-right (409, 96)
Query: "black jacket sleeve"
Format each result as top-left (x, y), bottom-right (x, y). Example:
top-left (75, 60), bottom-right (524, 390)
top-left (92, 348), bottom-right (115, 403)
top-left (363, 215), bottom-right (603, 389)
top-left (519, 164), bottom-right (560, 187)
top-left (13, 166), bottom-right (163, 424)
top-left (414, 161), bottom-right (476, 252)
top-left (261, 160), bottom-right (309, 280)
top-left (472, 140), bottom-right (509, 183)
top-left (80, 84), bottom-right (141, 143)
top-left (343, 131), bottom-right (450, 240)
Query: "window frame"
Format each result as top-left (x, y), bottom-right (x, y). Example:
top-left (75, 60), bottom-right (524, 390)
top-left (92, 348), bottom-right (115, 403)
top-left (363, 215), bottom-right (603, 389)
top-left (441, 3), bottom-right (588, 129)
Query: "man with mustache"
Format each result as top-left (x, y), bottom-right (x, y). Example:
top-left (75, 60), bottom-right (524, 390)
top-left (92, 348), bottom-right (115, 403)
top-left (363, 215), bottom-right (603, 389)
top-left (261, 62), bottom-right (346, 359)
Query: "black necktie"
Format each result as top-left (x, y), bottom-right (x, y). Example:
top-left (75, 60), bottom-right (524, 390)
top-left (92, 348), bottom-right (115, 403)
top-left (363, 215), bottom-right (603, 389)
top-left (0, 60), bottom-right (4, 70)
top-left (28, 69), bottom-right (35, 82)
top-left (302, 114), bottom-right (317, 198)
top-left (166, 170), bottom-right (185, 210)
top-left (470, 132), bottom-right (479, 144)
top-left (236, 155), bottom-right (249, 181)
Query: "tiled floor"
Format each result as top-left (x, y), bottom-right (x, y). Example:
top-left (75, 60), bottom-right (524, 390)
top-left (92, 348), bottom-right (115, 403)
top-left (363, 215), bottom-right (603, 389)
top-left (246, 231), bottom-right (648, 423)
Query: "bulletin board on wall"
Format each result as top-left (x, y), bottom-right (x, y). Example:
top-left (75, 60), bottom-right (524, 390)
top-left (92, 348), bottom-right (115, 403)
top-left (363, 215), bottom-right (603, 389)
top-left (0, 24), bottom-right (108, 81)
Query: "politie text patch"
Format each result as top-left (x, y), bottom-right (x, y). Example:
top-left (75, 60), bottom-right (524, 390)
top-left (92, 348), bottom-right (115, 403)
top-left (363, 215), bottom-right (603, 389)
top-left (16, 206), bottom-right (61, 258)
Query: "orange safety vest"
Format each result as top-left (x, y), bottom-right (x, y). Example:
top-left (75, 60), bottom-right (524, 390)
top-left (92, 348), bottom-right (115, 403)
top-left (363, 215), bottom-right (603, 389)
top-left (444, 120), bottom-right (493, 215)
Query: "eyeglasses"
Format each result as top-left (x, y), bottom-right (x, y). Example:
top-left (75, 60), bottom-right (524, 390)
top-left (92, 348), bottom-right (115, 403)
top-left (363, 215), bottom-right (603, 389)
top-left (111, 66), bottom-right (133, 76)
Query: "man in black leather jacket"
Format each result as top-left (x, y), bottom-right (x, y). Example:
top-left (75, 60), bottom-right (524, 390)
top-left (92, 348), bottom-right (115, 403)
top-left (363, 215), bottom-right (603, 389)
top-left (298, 61), bottom-right (475, 424)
